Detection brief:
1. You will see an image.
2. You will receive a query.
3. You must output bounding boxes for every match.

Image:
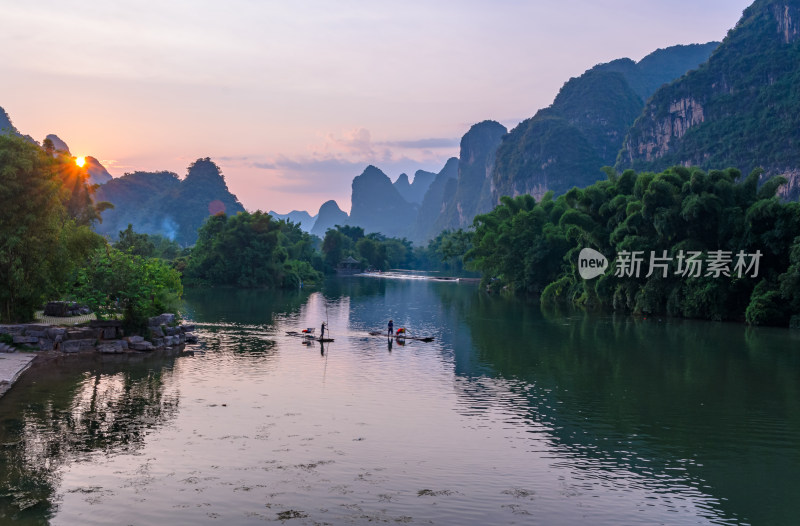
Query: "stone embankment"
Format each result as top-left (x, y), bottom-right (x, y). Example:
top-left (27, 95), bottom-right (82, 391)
top-left (0, 313), bottom-right (198, 397)
top-left (0, 313), bottom-right (198, 355)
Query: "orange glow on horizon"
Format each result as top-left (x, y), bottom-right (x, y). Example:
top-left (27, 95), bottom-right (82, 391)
top-left (75, 156), bottom-right (86, 167)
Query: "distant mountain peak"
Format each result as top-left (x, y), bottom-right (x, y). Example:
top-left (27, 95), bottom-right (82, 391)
top-left (310, 200), bottom-right (349, 238)
top-left (84, 156), bottom-right (113, 185)
top-left (94, 158), bottom-right (245, 245)
top-left (429, 120), bottom-right (506, 231)
top-left (618, 1), bottom-right (800, 199)
top-left (357, 164), bottom-right (390, 181)
top-left (45, 134), bottom-right (70, 155)
top-left (491, 41), bottom-right (719, 202)
top-left (0, 106), bottom-right (19, 135)
top-left (268, 209), bottom-right (317, 232)
top-left (349, 165), bottom-right (416, 237)
top-left (393, 170), bottom-right (434, 205)
top-left (184, 157), bottom-right (231, 191)
top-left (409, 157), bottom-right (460, 243)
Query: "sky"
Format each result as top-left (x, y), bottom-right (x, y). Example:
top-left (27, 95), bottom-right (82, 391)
top-left (0, 0), bottom-right (753, 214)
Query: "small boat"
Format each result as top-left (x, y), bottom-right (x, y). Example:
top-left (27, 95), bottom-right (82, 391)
top-left (367, 331), bottom-right (434, 342)
top-left (286, 331), bottom-right (334, 343)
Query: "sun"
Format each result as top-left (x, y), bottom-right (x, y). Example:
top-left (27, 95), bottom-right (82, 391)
top-left (75, 156), bottom-right (86, 168)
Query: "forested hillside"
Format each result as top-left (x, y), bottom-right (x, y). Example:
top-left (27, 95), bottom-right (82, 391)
top-left (95, 158), bottom-right (245, 246)
top-left (492, 43), bottom-right (718, 201)
top-left (620, 0), bottom-right (800, 200)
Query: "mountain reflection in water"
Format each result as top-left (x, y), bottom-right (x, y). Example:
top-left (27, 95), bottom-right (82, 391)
top-left (0, 278), bottom-right (796, 525)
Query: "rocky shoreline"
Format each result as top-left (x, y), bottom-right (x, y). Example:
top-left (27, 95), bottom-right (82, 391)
top-left (0, 313), bottom-right (198, 397)
top-left (0, 313), bottom-right (198, 354)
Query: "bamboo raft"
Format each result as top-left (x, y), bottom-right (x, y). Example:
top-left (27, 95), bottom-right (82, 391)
top-left (285, 331), bottom-right (334, 342)
top-left (367, 331), bottom-right (435, 342)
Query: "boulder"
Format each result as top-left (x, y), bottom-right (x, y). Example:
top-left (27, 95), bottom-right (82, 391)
top-left (148, 313), bottom-right (176, 327)
top-left (180, 324), bottom-right (196, 332)
top-left (166, 326), bottom-right (181, 336)
top-left (97, 341), bottom-right (125, 354)
top-left (44, 301), bottom-right (68, 316)
top-left (46, 327), bottom-right (66, 340)
top-left (184, 333), bottom-right (198, 343)
top-left (61, 340), bottom-right (81, 353)
top-left (23, 330), bottom-right (47, 339)
top-left (88, 321), bottom-right (120, 338)
top-left (38, 338), bottom-right (55, 351)
top-left (130, 341), bottom-right (154, 351)
top-left (13, 335), bottom-right (39, 344)
top-left (152, 338), bottom-right (165, 348)
top-left (149, 326), bottom-right (165, 338)
top-left (125, 335), bottom-right (144, 343)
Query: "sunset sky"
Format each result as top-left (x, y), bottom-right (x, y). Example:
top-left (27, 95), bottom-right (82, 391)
top-left (1, 0), bottom-right (752, 214)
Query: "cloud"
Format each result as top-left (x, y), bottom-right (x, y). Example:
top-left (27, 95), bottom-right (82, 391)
top-left (379, 137), bottom-right (459, 149)
top-left (257, 157), bottom-right (372, 193)
top-left (218, 127), bottom-right (459, 212)
top-left (324, 127), bottom-right (375, 157)
top-left (249, 127), bottom-right (456, 188)
top-left (318, 129), bottom-right (460, 157)
top-left (245, 154), bottom-right (450, 194)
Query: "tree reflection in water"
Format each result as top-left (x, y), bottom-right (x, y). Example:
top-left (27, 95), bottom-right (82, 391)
top-left (0, 355), bottom-right (179, 524)
top-left (432, 283), bottom-right (800, 526)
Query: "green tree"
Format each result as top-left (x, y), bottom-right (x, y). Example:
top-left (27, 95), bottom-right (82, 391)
top-left (467, 166), bottom-right (800, 326)
top-left (184, 211), bottom-right (321, 288)
top-left (74, 245), bottom-right (183, 331)
top-left (0, 135), bottom-right (103, 321)
top-left (322, 228), bottom-right (354, 269)
top-left (116, 224), bottom-right (156, 257)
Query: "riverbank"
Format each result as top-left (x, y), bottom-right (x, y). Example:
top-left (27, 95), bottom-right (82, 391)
top-left (0, 353), bottom-right (36, 397)
top-left (0, 314), bottom-right (198, 399)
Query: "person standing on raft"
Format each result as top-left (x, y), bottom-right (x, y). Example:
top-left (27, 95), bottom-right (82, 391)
top-left (320, 322), bottom-right (326, 339)
top-left (388, 319), bottom-right (394, 337)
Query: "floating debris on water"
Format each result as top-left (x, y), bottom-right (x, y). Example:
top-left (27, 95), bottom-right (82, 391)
top-left (276, 509), bottom-right (307, 520)
top-left (417, 489), bottom-right (455, 497)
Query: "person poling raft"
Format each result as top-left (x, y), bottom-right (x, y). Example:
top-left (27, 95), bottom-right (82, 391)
top-left (369, 324), bottom-right (435, 342)
top-left (286, 325), bottom-right (334, 342)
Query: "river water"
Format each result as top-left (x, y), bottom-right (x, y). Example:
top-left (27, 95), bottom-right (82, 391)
top-left (1, 278), bottom-right (798, 525)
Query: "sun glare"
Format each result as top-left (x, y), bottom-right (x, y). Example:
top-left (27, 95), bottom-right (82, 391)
top-left (75, 156), bottom-right (86, 168)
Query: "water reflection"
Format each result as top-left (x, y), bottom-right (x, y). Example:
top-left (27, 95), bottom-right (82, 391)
top-left (431, 284), bottom-right (800, 525)
top-left (0, 280), bottom-right (796, 525)
top-left (182, 287), bottom-right (311, 327)
top-left (0, 355), bottom-right (179, 524)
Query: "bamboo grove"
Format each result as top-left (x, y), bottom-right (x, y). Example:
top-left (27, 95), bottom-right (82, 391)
top-left (467, 167), bottom-right (800, 327)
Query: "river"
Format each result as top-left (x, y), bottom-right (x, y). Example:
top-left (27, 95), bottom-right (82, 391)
top-left (1, 277), bottom-right (798, 525)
